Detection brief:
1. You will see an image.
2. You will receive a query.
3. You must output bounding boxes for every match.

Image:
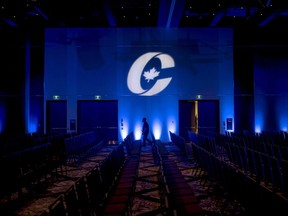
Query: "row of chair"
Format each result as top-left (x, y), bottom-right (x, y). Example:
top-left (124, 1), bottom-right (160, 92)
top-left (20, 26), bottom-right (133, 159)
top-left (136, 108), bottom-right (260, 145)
top-left (236, 130), bottom-right (288, 147)
top-left (225, 140), bottom-right (288, 196)
top-left (0, 131), bottom-right (93, 200)
top-left (101, 156), bottom-right (139, 215)
top-left (0, 131), bottom-right (75, 156)
top-left (216, 132), bottom-right (288, 161)
top-left (187, 131), bottom-right (288, 198)
top-left (187, 131), bottom-right (227, 158)
top-left (43, 171), bottom-right (100, 216)
top-left (169, 131), bottom-right (189, 158)
top-left (123, 132), bottom-right (141, 156)
top-left (64, 131), bottom-right (104, 166)
top-left (152, 140), bottom-right (204, 216)
top-left (0, 140), bottom-right (67, 199)
top-left (184, 131), bottom-right (288, 215)
top-left (43, 137), bottom-right (140, 216)
top-left (201, 132), bottom-right (288, 197)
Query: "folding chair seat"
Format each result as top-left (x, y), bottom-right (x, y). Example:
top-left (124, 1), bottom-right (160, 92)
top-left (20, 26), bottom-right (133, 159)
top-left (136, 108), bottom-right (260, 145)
top-left (164, 167), bottom-right (184, 175)
top-left (170, 188), bottom-right (195, 196)
top-left (166, 181), bottom-right (191, 190)
top-left (165, 175), bottom-right (187, 183)
top-left (176, 202), bottom-right (204, 215)
top-left (162, 161), bottom-right (179, 166)
top-left (117, 176), bottom-right (135, 183)
top-left (116, 181), bottom-right (133, 189)
top-left (122, 164), bottom-right (138, 173)
top-left (123, 161), bottom-right (138, 167)
top-left (163, 167), bottom-right (183, 175)
top-left (104, 178), bottom-right (134, 214)
top-left (161, 159), bottom-right (177, 164)
top-left (112, 187), bottom-right (133, 196)
top-left (108, 194), bottom-right (131, 203)
top-left (116, 180), bottom-right (135, 191)
top-left (119, 170), bottom-right (138, 180)
top-left (119, 169), bottom-right (137, 177)
top-left (163, 169), bottom-right (183, 176)
top-left (107, 194), bottom-right (133, 215)
top-left (174, 194), bottom-right (200, 204)
top-left (125, 159), bottom-right (139, 166)
top-left (121, 161), bottom-right (138, 171)
top-left (102, 203), bottom-right (129, 216)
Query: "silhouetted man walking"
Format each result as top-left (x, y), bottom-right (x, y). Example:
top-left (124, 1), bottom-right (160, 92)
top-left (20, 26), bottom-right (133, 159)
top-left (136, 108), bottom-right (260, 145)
top-left (142, 117), bottom-right (152, 146)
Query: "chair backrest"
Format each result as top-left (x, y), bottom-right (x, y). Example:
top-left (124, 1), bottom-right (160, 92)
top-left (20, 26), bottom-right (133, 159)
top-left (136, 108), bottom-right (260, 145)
top-left (64, 184), bottom-right (80, 216)
top-left (85, 166), bottom-right (104, 215)
top-left (48, 195), bottom-right (66, 216)
top-left (75, 177), bottom-right (91, 216)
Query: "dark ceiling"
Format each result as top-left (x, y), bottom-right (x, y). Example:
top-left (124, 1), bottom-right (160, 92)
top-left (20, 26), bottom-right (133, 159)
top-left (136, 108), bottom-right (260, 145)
top-left (1, 0), bottom-right (288, 29)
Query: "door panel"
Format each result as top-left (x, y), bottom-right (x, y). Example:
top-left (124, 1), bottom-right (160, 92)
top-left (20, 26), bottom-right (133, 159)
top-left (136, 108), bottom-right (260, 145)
top-left (179, 101), bottom-right (195, 142)
top-left (77, 100), bottom-right (118, 142)
top-left (179, 100), bottom-right (219, 141)
top-left (46, 100), bottom-right (67, 134)
top-left (198, 100), bottom-right (219, 135)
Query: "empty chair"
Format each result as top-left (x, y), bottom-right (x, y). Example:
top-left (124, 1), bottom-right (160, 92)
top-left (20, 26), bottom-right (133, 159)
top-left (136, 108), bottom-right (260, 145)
top-left (85, 166), bottom-right (105, 215)
top-left (47, 195), bottom-right (66, 216)
top-left (75, 177), bottom-right (91, 216)
top-left (64, 184), bottom-right (80, 216)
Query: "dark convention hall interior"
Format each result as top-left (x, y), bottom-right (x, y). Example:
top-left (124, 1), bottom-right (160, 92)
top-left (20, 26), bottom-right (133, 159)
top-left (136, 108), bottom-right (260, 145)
top-left (1, 0), bottom-right (288, 215)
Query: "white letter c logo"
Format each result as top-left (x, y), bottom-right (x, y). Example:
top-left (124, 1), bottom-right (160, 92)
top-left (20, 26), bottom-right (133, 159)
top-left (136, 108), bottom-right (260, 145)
top-left (127, 52), bottom-right (175, 96)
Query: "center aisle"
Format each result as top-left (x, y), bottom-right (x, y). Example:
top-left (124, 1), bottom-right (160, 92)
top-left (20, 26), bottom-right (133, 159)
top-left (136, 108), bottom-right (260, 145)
top-left (132, 145), bottom-right (163, 215)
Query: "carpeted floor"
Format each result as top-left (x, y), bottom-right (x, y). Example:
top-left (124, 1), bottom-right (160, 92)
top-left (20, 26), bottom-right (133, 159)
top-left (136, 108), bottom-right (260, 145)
top-left (1, 142), bottom-right (249, 215)
top-left (132, 143), bottom-right (247, 216)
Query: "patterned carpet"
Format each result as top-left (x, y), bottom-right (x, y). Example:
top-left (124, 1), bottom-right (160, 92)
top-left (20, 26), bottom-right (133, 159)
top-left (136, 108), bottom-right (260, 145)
top-left (132, 143), bottom-right (247, 216)
top-left (132, 150), bottom-right (163, 215)
top-left (0, 146), bottom-right (114, 215)
top-left (1, 143), bottom-right (249, 215)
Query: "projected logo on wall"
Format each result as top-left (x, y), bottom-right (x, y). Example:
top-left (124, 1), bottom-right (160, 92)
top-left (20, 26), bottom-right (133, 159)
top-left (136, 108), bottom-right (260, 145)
top-left (127, 52), bottom-right (175, 96)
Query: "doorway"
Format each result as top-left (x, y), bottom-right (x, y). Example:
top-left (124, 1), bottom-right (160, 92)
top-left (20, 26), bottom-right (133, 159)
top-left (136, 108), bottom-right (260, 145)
top-left (77, 100), bottom-right (118, 143)
top-left (46, 100), bottom-right (67, 134)
top-left (179, 100), bottom-right (220, 142)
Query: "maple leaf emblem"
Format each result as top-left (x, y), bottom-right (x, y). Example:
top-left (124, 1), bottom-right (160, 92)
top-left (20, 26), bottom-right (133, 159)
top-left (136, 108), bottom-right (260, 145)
top-left (143, 67), bottom-right (160, 82)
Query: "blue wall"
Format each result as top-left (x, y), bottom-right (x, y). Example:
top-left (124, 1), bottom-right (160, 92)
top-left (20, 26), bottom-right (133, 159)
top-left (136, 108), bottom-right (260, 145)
top-left (254, 51), bottom-right (288, 133)
top-left (44, 28), bottom-right (234, 141)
